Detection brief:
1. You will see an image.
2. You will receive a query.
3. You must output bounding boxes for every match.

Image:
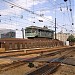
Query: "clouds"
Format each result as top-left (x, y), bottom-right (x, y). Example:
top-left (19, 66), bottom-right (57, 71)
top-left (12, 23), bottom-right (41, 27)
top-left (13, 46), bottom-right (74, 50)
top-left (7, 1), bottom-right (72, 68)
top-left (53, 0), bottom-right (57, 1)
top-left (0, 0), bottom-right (74, 33)
top-left (74, 16), bottom-right (75, 27)
top-left (36, 9), bottom-right (50, 16)
top-left (0, 0), bottom-right (47, 16)
top-left (0, 23), bottom-right (17, 29)
top-left (0, 0), bottom-right (48, 29)
top-left (0, 7), bottom-right (22, 16)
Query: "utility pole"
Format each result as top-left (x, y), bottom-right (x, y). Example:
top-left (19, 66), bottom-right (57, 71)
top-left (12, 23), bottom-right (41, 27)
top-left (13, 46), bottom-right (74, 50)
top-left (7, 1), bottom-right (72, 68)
top-left (54, 0), bottom-right (57, 40)
top-left (21, 28), bottom-right (24, 39)
top-left (55, 18), bottom-right (56, 39)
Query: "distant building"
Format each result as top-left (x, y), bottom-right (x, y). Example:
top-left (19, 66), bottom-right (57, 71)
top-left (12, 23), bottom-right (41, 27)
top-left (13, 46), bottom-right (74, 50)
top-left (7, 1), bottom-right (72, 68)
top-left (16, 30), bottom-right (23, 38)
top-left (0, 29), bottom-right (25, 39)
top-left (0, 29), bottom-right (16, 38)
top-left (25, 26), bottom-right (54, 39)
top-left (56, 31), bottom-right (75, 41)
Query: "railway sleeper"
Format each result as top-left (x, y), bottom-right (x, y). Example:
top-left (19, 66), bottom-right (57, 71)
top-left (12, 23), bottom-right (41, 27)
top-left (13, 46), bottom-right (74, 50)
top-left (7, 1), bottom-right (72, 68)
top-left (42, 63), bottom-right (60, 75)
top-left (0, 62), bottom-right (26, 72)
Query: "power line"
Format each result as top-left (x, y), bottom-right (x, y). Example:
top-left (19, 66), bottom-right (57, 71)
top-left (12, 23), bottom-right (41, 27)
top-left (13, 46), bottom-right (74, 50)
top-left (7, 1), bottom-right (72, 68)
top-left (3, 0), bottom-right (55, 25)
top-left (48, 0), bottom-right (71, 32)
top-left (2, 0), bottom-right (74, 33)
top-left (69, 0), bottom-right (74, 25)
top-left (1, 14), bottom-right (56, 30)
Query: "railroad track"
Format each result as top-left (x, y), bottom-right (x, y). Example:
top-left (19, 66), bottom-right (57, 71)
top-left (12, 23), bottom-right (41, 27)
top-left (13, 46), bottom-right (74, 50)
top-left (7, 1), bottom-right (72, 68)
top-left (0, 49), bottom-right (63, 72)
top-left (25, 48), bottom-right (75, 75)
top-left (26, 62), bottom-right (60, 75)
top-left (0, 47), bottom-right (74, 75)
top-left (0, 50), bottom-right (66, 72)
top-left (0, 61), bottom-right (26, 72)
top-left (0, 46), bottom-right (74, 58)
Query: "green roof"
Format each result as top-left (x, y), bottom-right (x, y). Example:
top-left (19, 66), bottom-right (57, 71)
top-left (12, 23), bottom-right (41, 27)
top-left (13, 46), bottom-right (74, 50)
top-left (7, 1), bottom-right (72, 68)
top-left (26, 26), bottom-right (54, 32)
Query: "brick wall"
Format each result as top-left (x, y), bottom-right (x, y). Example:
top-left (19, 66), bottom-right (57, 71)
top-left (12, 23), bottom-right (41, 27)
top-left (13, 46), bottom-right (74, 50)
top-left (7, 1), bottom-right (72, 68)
top-left (0, 38), bottom-right (64, 51)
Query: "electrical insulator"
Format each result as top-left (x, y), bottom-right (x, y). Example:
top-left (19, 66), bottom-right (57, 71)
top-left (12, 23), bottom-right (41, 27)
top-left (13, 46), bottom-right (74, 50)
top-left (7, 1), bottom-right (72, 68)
top-left (39, 20), bottom-right (43, 22)
top-left (72, 23), bottom-right (74, 25)
top-left (67, 7), bottom-right (68, 10)
top-left (16, 29), bottom-right (18, 30)
top-left (40, 14), bottom-right (44, 17)
top-left (33, 22), bottom-right (35, 23)
top-left (10, 18), bottom-right (11, 20)
top-left (60, 7), bottom-right (62, 11)
top-left (21, 15), bottom-right (23, 19)
top-left (70, 8), bottom-right (72, 11)
top-left (11, 6), bottom-right (13, 8)
top-left (21, 28), bottom-right (23, 31)
top-left (64, 0), bottom-right (67, 2)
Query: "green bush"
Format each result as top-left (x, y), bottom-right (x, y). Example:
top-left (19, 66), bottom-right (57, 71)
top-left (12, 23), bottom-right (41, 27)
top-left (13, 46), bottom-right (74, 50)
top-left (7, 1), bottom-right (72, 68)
top-left (28, 62), bottom-right (34, 68)
top-left (67, 34), bottom-right (75, 42)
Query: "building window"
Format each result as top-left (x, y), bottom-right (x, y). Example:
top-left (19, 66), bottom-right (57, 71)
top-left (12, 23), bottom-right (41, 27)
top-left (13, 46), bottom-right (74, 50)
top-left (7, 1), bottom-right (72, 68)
top-left (9, 43), bottom-right (12, 49)
top-left (0, 42), bottom-right (1, 48)
top-left (20, 44), bottom-right (23, 49)
top-left (15, 43), bottom-right (18, 49)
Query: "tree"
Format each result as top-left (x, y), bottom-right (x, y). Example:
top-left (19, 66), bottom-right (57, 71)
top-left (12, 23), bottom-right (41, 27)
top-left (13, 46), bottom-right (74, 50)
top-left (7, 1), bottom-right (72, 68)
top-left (67, 34), bottom-right (75, 42)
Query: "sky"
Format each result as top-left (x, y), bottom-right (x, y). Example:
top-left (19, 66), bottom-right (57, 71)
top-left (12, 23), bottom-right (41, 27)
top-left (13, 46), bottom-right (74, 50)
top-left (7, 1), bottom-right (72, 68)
top-left (0, 0), bottom-right (75, 34)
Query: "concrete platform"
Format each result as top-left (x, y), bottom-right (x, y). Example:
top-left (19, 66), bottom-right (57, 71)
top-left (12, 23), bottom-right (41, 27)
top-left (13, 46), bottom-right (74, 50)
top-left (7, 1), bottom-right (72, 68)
top-left (62, 58), bottom-right (75, 66)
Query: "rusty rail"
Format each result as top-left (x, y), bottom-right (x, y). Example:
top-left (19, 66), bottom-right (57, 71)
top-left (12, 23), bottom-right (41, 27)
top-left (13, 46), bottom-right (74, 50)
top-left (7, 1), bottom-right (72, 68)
top-left (0, 61), bottom-right (26, 72)
top-left (0, 46), bottom-right (74, 58)
top-left (26, 63), bottom-right (60, 75)
top-left (0, 48), bottom-right (74, 75)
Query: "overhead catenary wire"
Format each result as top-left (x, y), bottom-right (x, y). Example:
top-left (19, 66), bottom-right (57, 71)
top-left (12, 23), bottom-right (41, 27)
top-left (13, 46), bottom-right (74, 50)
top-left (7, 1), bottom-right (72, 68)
top-left (50, 0), bottom-right (74, 32)
top-left (0, 14), bottom-right (35, 28)
top-left (65, 2), bottom-right (71, 24)
top-left (2, 0), bottom-right (74, 33)
top-left (3, 0), bottom-right (55, 25)
top-left (1, 15), bottom-right (55, 30)
top-left (1, 17), bottom-right (34, 26)
top-left (2, 0), bottom-right (60, 31)
top-left (0, 10), bottom-right (55, 30)
top-left (2, 0), bottom-right (70, 25)
top-left (69, 0), bottom-right (74, 25)
top-left (63, 0), bottom-right (74, 33)
top-left (48, 0), bottom-right (71, 32)
top-left (68, 0), bottom-right (74, 34)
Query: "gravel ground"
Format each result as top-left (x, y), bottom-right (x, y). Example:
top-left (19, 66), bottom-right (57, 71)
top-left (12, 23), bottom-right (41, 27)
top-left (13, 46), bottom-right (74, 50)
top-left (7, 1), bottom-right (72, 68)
top-left (0, 48), bottom-right (75, 75)
top-left (52, 50), bottom-right (75, 75)
top-left (52, 64), bottom-right (75, 75)
top-left (0, 62), bottom-right (41, 75)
